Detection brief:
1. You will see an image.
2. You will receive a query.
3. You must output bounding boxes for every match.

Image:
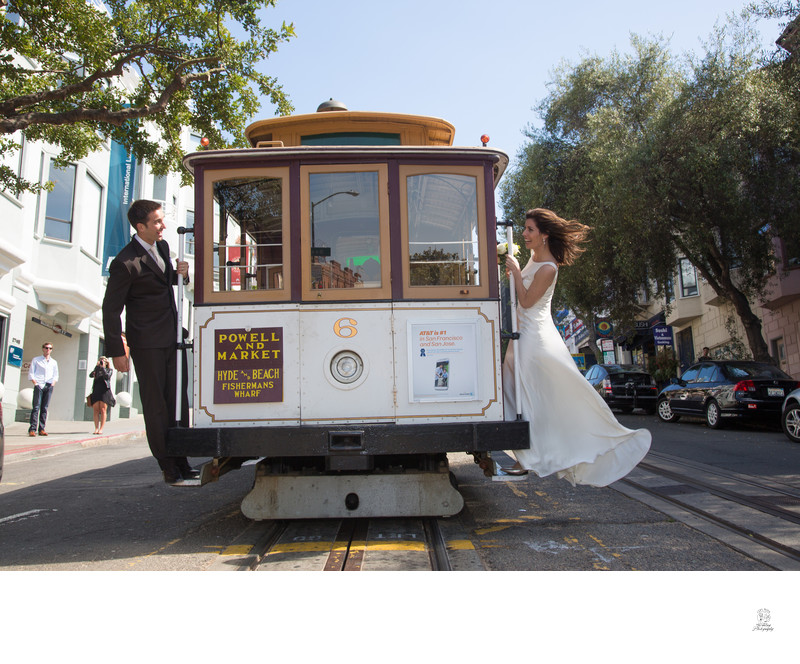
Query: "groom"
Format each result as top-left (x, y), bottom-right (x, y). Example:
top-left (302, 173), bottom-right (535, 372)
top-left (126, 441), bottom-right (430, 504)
top-left (102, 199), bottom-right (195, 486)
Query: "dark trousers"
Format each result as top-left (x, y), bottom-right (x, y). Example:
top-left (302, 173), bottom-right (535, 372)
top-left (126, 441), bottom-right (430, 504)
top-left (130, 345), bottom-right (189, 475)
top-left (29, 383), bottom-right (53, 433)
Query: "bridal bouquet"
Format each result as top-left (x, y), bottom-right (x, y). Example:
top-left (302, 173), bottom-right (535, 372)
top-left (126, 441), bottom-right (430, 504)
top-left (496, 241), bottom-right (520, 265)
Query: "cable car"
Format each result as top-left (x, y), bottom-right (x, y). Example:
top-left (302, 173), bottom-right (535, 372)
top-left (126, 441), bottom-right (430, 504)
top-left (167, 100), bottom-right (529, 519)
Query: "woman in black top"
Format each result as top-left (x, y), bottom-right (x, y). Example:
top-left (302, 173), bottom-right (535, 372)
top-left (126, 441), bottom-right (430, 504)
top-left (89, 357), bottom-right (115, 434)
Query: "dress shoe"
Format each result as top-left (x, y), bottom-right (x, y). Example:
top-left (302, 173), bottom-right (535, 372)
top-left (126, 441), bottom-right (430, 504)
top-left (163, 472), bottom-right (187, 486)
top-left (38, 430), bottom-right (48, 436)
top-left (501, 466), bottom-right (529, 476)
top-left (28, 431), bottom-right (36, 437)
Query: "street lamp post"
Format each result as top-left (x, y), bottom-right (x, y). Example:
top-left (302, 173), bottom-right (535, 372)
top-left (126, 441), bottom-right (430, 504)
top-left (311, 190), bottom-right (359, 251)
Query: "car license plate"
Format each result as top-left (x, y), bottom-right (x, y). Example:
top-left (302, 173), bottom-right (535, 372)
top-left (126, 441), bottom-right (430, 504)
top-left (767, 387), bottom-right (784, 397)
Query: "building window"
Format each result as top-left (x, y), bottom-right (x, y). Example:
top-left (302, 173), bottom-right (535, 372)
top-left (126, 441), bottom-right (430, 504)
top-left (1, 133), bottom-right (25, 194)
top-left (152, 174), bottom-right (168, 202)
top-left (771, 337), bottom-right (786, 371)
top-left (679, 258), bottom-right (698, 297)
top-left (781, 234), bottom-right (800, 269)
top-left (664, 276), bottom-right (674, 304)
top-left (43, 162), bottom-right (77, 241)
top-left (80, 172), bottom-right (104, 256)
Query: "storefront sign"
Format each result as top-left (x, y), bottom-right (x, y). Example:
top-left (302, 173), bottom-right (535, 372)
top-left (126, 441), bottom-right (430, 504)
top-left (408, 320), bottom-right (479, 402)
top-left (31, 317), bottom-right (72, 337)
top-left (213, 327), bottom-right (283, 403)
top-left (7, 344), bottom-right (22, 368)
top-left (653, 325), bottom-right (673, 346)
top-left (595, 319), bottom-right (613, 337)
top-left (564, 317), bottom-right (585, 341)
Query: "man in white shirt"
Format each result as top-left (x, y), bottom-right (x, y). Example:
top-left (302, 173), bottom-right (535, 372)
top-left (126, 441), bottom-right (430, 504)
top-left (28, 342), bottom-right (59, 436)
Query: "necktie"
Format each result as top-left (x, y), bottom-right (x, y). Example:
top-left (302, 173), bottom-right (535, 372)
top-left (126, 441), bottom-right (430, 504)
top-left (149, 245), bottom-right (164, 272)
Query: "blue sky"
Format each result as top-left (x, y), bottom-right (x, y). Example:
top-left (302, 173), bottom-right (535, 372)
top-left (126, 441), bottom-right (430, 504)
top-left (258, 1), bottom-right (785, 170)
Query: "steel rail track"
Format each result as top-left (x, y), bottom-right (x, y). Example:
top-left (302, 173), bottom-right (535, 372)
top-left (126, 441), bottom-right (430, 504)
top-left (619, 453), bottom-right (800, 568)
top-left (243, 517), bottom-right (455, 571)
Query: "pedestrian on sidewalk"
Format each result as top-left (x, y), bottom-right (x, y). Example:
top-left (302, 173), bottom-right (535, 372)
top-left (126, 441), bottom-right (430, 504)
top-left (28, 342), bottom-right (58, 436)
top-left (88, 356), bottom-right (115, 435)
top-left (102, 199), bottom-right (195, 486)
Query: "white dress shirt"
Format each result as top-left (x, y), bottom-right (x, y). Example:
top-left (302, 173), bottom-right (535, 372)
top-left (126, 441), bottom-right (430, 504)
top-left (29, 354), bottom-right (59, 387)
top-left (135, 234), bottom-right (165, 272)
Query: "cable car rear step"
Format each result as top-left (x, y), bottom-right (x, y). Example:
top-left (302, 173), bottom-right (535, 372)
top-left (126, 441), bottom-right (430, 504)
top-left (240, 455), bottom-right (464, 520)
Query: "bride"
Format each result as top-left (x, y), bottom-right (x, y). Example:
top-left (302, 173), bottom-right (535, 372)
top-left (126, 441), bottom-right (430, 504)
top-left (502, 208), bottom-right (651, 486)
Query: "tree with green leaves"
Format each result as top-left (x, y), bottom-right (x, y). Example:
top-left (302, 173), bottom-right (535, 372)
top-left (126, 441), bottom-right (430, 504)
top-left (0, 0), bottom-right (295, 194)
top-left (643, 17), bottom-right (800, 362)
top-left (501, 37), bottom-right (681, 361)
top-left (501, 15), bottom-right (800, 363)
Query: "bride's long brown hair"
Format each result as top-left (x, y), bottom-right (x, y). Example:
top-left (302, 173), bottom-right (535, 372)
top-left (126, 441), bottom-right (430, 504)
top-left (526, 208), bottom-right (590, 266)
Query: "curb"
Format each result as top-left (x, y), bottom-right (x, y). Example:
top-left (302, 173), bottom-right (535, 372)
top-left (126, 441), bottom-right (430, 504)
top-left (4, 430), bottom-right (147, 463)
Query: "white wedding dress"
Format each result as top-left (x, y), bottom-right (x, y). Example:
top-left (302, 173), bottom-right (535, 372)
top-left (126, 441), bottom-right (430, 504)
top-left (503, 259), bottom-right (651, 486)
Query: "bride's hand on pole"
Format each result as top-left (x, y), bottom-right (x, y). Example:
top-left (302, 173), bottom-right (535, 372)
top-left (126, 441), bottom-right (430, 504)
top-left (505, 255), bottom-right (521, 279)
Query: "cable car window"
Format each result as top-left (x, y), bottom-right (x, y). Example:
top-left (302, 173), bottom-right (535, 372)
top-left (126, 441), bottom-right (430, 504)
top-left (300, 165), bottom-right (391, 301)
top-left (201, 168), bottom-right (291, 303)
top-left (407, 173), bottom-right (479, 287)
top-left (301, 132), bottom-right (401, 146)
top-left (212, 176), bottom-right (284, 292)
top-left (399, 165), bottom-right (489, 299)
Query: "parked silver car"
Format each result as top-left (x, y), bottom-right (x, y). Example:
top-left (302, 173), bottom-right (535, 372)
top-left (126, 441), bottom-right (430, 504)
top-left (782, 387), bottom-right (800, 443)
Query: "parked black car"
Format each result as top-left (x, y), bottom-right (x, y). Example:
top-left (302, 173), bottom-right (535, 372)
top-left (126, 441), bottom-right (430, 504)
top-left (657, 360), bottom-right (799, 429)
top-left (584, 363), bottom-right (658, 414)
top-left (782, 387), bottom-right (800, 443)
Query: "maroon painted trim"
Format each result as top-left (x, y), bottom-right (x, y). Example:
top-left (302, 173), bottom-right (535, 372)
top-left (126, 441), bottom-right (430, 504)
top-left (193, 164), bottom-right (206, 305)
top-left (289, 161), bottom-right (302, 302)
top-left (387, 160), bottom-right (404, 300)
top-left (188, 152), bottom-right (503, 305)
top-left (484, 163), bottom-right (500, 300)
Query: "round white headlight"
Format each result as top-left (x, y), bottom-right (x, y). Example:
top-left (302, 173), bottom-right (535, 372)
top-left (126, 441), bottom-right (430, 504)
top-left (330, 351), bottom-right (363, 384)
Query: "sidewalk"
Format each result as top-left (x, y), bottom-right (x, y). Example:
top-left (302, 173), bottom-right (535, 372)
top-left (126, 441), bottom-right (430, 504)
top-left (3, 414), bottom-right (146, 463)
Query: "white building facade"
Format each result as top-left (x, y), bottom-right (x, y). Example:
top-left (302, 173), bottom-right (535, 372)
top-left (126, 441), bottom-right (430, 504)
top-left (0, 121), bottom-right (198, 424)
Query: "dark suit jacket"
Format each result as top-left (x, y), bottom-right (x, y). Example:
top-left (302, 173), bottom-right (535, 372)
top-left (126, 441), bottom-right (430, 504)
top-left (102, 238), bottom-right (184, 357)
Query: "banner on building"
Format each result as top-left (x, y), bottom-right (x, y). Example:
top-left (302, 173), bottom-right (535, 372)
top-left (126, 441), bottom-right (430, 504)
top-left (102, 140), bottom-right (137, 275)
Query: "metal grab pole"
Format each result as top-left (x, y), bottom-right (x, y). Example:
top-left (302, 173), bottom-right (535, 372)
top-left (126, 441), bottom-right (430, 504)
top-left (175, 227), bottom-right (186, 424)
top-left (506, 225), bottom-right (522, 420)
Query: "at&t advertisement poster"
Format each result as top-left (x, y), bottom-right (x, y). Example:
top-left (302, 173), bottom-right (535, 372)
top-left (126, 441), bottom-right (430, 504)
top-left (408, 320), bottom-right (479, 402)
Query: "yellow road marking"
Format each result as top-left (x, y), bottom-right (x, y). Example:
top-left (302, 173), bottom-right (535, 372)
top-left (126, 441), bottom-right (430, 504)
top-left (447, 539), bottom-right (475, 550)
top-left (475, 525), bottom-right (511, 535)
top-left (505, 483), bottom-right (527, 498)
top-left (367, 541), bottom-right (426, 552)
top-left (268, 542), bottom-right (335, 554)
top-left (221, 544), bottom-right (253, 556)
top-left (128, 538), bottom-right (181, 568)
